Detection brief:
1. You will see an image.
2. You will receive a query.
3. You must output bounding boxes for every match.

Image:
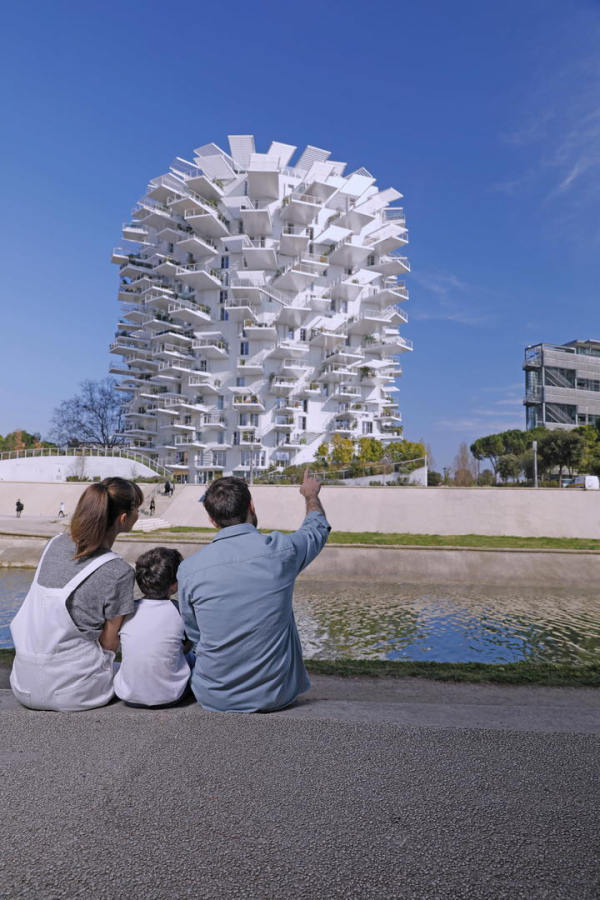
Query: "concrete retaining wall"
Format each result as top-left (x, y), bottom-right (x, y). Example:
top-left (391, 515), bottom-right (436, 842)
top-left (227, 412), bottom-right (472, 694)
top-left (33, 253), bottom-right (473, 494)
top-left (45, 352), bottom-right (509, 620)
top-left (1, 534), bottom-right (597, 588)
top-left (165, 484), bottom-right (600, 539)
top-left (0, 481), bottom-right (599, 539)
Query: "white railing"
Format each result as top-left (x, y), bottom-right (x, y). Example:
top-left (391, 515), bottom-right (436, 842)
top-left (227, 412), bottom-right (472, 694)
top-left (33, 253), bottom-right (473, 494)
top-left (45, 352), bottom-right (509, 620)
top-left (176, 262), bottom-right (221, 279)
top-left (0, 446), bottom-right (174, 479)
top-left (282, 358), bottom-right (310, 369)
top-left (193, 338), bottom-right (229, 352)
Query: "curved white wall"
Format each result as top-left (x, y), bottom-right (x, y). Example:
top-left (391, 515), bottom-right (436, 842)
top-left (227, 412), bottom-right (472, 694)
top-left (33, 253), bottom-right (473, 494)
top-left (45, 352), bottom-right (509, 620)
top-left (0, 456), bottom-right (158, 483)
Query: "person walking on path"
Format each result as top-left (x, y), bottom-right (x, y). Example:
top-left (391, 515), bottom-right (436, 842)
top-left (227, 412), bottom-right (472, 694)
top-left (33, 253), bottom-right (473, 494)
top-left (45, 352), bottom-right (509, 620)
top-left (10, 477), bottom-right (143, 712)
top-left (58, 501), bottom-right (66, 518)
top-left (15, 499), bottom-right (24, 518)
top-left (149, 498), bottom-right (156, 516)
top-left (178, 468), bottom-right (330, 713)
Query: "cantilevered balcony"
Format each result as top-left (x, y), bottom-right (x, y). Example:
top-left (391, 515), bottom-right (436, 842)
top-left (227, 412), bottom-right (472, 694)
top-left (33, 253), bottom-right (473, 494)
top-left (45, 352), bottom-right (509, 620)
top-left (364, 225), bottom-right (408, 256)
top-left (109, 338), bottom-right (144, 356)
top-left (182, 171), bottom-right (224, 204)
top-left (247, 157), bottom-right (280, 200)
top-left (327, 235), bottom-right (371, 268)
top-left (202, 414), bottom-right (228, 430)
top-left (363, 333), bottom-right (413, 355)
top-left (122, 223), bottom-right (151, 243)
top-left (366, 253), bottom-right (410, 277)
top-left (280, 190), bottom-right (323, 225)
top-left (242, 320), bottom-right (278, 340)
top-left (168, 299), bottom-right (212, 327)
top-left (280, 358), bottom-right (310, 375)
top-left (269, 376), bottom-right (296, 395)
top-left (154, 257), bottom-right (179, 279)
top-left (275, 433), bottom-right (304, 450)
top-left (318, 363), bottom-right (355, 382)
top-left (268, 340), bottom-right (310, 359)
top-left (347, 309), bottom-right (403, 335)
top-left (176, 263), bottom-right (222, 291)
top-left (242, 238), bottom-right (279, 270)
top-left (361, 283), bottom-right (409, 306)
top-left (329, 384), bottom-right (362, 400)
top-left (176, 232), bottom-right (218, 257)
top-left (184, 203), bottom-right (230, 239)
top-left (146, 174), bottom-right (186, 205)
top-left (131, 202), bottom-right (174, 230)
top-left (237, 349), bottom-right (268, 375)
top-left (330, 419), bottom-right (358, 436)
top-left (239, 201), bottom-right (273, 235)
top-left (309, 327), bottom-right (347, 349)
top-left (232, 395), bottom-right (266, 412)
top-left (192, 335), bottom-right (229, 358)
top-left (329, 276), bottom-right (369, 302)
top-left (278, 225), bottom-right (310, 257)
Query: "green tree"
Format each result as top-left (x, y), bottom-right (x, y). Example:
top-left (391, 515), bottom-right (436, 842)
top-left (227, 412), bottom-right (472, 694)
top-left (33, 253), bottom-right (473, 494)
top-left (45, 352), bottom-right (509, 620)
top-left (357, 437), bottom-right (384, 464)
top-left (538, 430), bottom-right (585, 483)
top-left (427, 471), bottom-right (443, 486)
top-left (497, 453), bottom-right (522, 482)
top-left (470, 434), bottom-right (505, 474)
top-left (573, 425), bottom-right (600, 473)
top-left (501, 429), bottom-right (528, 456)
top-left (476, 469), bottom-right (496, 486)
top-left (329, 434), bottom-right (354, 466)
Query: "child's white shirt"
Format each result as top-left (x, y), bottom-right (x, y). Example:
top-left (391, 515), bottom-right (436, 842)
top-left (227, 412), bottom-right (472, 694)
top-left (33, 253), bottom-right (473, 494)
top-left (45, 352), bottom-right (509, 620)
top-left (114, 597), bottom-right (190, 706)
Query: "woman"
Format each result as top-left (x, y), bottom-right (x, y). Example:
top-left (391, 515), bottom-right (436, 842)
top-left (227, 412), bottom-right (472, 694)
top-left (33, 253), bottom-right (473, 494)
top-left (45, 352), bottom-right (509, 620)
top-left (10, 477), bottom-right (143, 711)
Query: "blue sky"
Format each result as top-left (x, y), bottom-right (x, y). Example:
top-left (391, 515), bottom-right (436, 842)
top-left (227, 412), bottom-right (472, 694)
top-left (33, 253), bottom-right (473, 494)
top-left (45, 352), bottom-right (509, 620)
top-left (1, 0), bottom-right (598, 469)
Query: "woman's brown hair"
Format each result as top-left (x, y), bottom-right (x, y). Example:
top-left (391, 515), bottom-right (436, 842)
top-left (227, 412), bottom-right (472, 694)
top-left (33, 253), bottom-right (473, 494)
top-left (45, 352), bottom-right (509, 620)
top-left (70, 477), bottom-right (144, 559)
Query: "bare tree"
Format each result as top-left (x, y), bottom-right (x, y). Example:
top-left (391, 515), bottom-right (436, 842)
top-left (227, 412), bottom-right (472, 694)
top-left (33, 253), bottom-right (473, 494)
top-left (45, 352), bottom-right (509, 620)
top-left (453, 442), bottom-right (478, 486)
top-left (50, 378), bottom-right (130, 448)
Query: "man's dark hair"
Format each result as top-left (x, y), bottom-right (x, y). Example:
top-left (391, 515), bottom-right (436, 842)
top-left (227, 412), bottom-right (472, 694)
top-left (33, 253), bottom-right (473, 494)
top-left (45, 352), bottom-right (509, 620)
top-left (203, 476), bottom-right (252, 528)
top-left (135, 547), bottom-right (183, 598)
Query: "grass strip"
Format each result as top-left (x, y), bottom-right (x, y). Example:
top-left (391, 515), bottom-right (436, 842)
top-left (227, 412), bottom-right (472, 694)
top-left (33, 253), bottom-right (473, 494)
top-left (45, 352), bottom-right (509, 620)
top-left (131, 527), bottom-right (600, 552)
top-left (305, 659), bottom-right (600, 686)
top-left (0, 649), bottom-right (597, 686)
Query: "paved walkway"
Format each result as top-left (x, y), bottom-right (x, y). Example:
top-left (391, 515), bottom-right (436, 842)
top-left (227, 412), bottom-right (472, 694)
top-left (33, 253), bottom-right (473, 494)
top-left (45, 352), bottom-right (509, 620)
top-left (0, 676), bottom-right (598, 900)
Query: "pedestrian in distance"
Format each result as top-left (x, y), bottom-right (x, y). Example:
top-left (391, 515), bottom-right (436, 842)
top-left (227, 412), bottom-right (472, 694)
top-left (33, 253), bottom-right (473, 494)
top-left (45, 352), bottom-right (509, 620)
top-left (178, 468), bottom-right (330, 713)
top-left (58, 501), bottom-right (66, 518)
top-left (15, 500), bottom-right (24, 518)
top-left (164, 480), bottom-right (171, 496)
top-left (149, 498), bottom-right (156, 516)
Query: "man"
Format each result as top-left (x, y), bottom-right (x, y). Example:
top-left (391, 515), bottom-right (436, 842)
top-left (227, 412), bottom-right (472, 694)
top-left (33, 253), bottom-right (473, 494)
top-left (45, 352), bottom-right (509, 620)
top-left (178, 469), bottom-right (330, 712)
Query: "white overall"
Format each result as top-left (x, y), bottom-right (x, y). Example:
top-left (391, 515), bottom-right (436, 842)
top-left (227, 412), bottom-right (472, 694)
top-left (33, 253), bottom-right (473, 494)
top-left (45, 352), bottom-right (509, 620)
top-left (10, 536), bottom-right (120, 712)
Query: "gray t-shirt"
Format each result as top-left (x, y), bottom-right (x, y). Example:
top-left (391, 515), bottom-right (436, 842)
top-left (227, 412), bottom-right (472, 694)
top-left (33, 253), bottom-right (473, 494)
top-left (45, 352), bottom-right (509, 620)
top-left (37, 533), bottom-right (135, 641)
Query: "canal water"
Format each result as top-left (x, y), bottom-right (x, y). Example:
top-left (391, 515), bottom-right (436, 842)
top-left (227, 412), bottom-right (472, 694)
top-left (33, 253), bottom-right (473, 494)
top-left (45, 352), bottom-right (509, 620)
top-left (1, 569), bottom-right (599, 664)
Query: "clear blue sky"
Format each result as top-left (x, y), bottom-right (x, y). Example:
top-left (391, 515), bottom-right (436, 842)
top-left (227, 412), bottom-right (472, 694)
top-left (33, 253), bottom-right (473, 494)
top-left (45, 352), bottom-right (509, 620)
top-left (1, 0), bottom-right (598, 469)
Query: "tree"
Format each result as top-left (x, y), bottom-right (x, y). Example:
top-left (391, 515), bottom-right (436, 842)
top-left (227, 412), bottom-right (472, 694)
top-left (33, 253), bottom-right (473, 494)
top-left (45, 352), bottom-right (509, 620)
top-left (0, 430), bottom-right (54, 452)
top-left (329, 434), bottom-right (354, 467)
top-left (538, 430), bottom-right (585, 483)
top-left (50, 378), bottom-right (130, 448)
top-left (357, 437), bottom-right (384, 464)
top-left (573, 425), bottom-right (600, 473)
top-left (497, 453), bottom-right (522, 482)
top-left (470, 434), bottom-right (505, 474)
top-left (453, 442), bottom-right (477, 486)
top-left (427, 470), bottom-right (443, 486)
top-left (476, 469), bottom-right (495, 486)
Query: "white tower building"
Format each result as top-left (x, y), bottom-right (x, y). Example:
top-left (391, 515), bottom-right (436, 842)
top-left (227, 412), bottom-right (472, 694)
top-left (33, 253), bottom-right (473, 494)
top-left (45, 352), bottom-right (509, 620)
top-left (109, 136), bottom-right (412, 483)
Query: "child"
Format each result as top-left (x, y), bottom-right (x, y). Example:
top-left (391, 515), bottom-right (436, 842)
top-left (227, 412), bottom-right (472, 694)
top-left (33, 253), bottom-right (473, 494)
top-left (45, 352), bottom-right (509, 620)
top-left (114, 547), bottom-right (193, 708)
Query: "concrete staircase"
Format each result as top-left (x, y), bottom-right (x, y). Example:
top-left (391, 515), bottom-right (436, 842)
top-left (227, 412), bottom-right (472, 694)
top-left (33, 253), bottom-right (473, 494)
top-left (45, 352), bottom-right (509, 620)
top-left (133, 516), bottom-right (171, 533)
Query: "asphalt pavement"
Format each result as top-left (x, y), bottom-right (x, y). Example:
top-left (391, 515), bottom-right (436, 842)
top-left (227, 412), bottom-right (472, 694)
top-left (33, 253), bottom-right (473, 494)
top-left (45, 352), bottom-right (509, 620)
top-left (0, 678), bottom-right (598, 900)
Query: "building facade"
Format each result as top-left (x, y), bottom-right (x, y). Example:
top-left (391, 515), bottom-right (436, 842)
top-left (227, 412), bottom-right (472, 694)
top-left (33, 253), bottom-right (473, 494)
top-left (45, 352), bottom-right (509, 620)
top-left (524, 340), bottom-right (600, 430)
top-left (110, 136), bottom-right (412, 483)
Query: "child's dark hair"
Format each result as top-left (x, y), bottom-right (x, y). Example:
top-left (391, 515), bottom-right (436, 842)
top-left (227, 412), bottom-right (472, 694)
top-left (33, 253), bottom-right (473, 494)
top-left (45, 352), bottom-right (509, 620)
top-left (135, 547), bottom-right (183, 598)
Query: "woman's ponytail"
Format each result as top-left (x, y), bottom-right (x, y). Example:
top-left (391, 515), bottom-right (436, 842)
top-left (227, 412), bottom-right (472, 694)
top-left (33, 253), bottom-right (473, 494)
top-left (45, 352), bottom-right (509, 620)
top-left (70, 477), bottom-right (143, 559)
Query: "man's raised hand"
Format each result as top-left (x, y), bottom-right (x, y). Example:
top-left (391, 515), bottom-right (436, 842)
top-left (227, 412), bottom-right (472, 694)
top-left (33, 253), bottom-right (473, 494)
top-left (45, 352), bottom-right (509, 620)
top-left (299, 467), bottom-right (321, 499)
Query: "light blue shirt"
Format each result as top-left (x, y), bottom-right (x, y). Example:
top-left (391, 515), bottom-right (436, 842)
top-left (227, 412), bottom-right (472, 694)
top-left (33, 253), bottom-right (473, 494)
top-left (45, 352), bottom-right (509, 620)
top-left (178, 511), bottom-right (330, 712)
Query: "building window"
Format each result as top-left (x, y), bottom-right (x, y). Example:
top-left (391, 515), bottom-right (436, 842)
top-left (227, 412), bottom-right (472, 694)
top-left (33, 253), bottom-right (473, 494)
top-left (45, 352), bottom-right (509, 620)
top-left (220, 256), bottom-right (229, 269)
top-left (300, 328), bottom-right (307, 342)
top-left (240, 341), bottom-right (250, 356)
top-left (217, 395), bottom-right (225, 410)
top-left (236, 377), bottom-right (246, 387)
top-left (217, 432), bottom-right (225, 445)
top-left (213, 451), bottom-right (226, 467)
top-left (362, 421), bottom-right (373, 435)
top-left (300, 417), bottom-right (307, 430)
top-left (302, 399), bottom-right (308, 413)
top-left (219, 290), bottom-right (228, 303)
top-left (220, 308), bottom-right (229, 321)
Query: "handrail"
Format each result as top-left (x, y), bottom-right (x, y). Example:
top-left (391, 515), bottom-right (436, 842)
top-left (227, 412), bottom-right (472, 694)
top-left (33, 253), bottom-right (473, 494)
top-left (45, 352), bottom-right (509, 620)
top-left (0, 446), bottom-right (173, 478)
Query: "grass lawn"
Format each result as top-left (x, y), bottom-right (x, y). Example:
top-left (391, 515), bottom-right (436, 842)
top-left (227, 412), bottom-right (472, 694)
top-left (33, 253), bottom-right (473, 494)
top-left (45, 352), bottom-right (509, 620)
top-left (129, 526), bottom-right (600, 552)
top-left (0, 649), bottom-right (597, 686)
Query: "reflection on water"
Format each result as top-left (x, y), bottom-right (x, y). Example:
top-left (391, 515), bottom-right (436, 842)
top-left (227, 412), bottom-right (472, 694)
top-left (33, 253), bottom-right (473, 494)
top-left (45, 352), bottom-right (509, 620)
top-left (1, 570), bottom-right (599, 664)
top-left (294, 580), bottom-right (600, 664)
